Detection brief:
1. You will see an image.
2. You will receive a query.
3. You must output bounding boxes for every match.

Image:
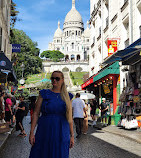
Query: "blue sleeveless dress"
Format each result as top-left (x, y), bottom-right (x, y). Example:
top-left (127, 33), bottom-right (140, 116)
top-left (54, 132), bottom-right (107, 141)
top-left (29, 89), bottom-right (73, 158)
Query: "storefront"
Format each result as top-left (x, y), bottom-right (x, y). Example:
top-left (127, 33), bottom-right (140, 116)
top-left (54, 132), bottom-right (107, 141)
top-left (81, 62), bottom-right (120, 120)
top-left (103, 38), bottom-right (141, 129)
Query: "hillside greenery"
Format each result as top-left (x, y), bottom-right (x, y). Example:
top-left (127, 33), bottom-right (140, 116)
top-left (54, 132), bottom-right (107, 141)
top-left (70, 72), bottom-right (88, 85)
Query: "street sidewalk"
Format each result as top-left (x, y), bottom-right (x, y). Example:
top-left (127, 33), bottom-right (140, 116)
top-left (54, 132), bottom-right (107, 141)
top-left (0, 121), bottom-right (141, 152)
top-left (88, 120), bottom-right (141, 144)
top-left (0, 126), bottom-right (15, 150)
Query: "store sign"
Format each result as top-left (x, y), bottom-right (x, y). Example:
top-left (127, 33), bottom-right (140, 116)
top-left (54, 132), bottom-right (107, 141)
top-left (107, 40), bottom-right (117, 57)
top-left (81, 78), bottom-right (93, 89)
top-left (103, 84), bottom-right (110, 94)
top-left (12, 44), bottom-right (21, 52)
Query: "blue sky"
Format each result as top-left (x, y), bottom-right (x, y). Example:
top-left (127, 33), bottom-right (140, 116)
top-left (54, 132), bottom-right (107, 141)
top-left (14, 0), bottom-right (90, 53)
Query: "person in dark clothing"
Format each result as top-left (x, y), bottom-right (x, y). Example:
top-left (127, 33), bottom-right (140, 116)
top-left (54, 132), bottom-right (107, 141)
top-left (15, 95), bottom-right (26, 137)
top-left (99, 98), bottom-right (108, 125)
top-left (29, 96), bottom-right (36, 123)
top-left (90, 98), bottom-right (97, 126)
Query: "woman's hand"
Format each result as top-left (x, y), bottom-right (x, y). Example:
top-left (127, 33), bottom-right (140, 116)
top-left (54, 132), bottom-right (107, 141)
top-left (29, 132), bottom-right (35, 146)
top-left (69, 136), bottom-right (74, 148)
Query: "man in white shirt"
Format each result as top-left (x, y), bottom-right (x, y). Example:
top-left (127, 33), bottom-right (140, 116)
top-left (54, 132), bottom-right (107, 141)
top-left (72, 93), bottom-right (86, 138)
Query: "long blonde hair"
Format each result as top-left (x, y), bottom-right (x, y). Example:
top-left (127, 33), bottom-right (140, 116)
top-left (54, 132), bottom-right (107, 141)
top-left (52, 71), bottom-right (73, 123)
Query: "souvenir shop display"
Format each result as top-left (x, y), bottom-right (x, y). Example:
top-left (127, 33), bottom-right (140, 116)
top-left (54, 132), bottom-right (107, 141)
top-left (119, 71), bottom-right (141, 129)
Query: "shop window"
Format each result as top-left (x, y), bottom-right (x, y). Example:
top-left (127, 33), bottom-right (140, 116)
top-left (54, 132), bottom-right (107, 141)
top-left (139, 26), bottom-right (141, 38)
top-left (99, 27), bottom-right (101, 36)
top-left (78, 31), bottom-right (80, 36)
top-left (0, 27), bottom-right (2, 51)
top-left (72, 43), bottom-right (74, 49)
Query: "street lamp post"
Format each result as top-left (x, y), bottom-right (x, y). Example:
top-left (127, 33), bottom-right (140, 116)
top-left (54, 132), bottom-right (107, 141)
top-left (20, 62), bottom-right (25, 78)
top-left (19, 62), bottom-right (25, 86)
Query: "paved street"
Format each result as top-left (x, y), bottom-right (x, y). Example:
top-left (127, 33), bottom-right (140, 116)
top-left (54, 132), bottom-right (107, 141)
top-left (0, 116), bottom-right (141, 158)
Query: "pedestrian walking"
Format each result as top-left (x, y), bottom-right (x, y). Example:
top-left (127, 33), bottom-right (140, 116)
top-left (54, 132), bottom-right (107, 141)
top-left (29, 96), bottom-right (36, 123)
top-left (82, 100), bottom-right (88, 134)
top-left (0, 91), bottom-right (6, 124)
top-left (72, 93), bottom-right (86, 138)
top-left (29, 70), bottom-right (74, 158)
top-left (90, 98), bottom-right (97, 126)
top-left (15, 95), bottom-right (27, 137)
top-left (99, 98), bottom-right (108, 126)
top-left (5, 93), bottom-right (13, 127)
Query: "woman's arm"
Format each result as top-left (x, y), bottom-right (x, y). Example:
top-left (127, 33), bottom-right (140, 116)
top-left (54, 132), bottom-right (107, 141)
top-left (69, 121), bottom-right (74, 148)
top-left (29, 95), bottom-right (43, 146)
top-left (17, 106), bottom-right (25, 111)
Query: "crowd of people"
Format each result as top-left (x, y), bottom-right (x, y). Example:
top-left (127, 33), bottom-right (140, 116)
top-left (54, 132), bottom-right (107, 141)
top-left (0, 90), bottom-right (37, 137)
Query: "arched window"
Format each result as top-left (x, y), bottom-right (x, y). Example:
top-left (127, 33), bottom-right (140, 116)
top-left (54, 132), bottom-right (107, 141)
top-left (77, 55), bottom-right (80, 61)
top-left (72, 43), bottom-right (74, 49)
top-left (71, 54), bottom-right (75, 61)
top-left (78, 31), bottom-right (80, 36)
top-left (76, 67), bottom-right (83, 72)
top-left (62, 67), bottom-right (69, 72)
top-left (65, 55), bottom-right (69, 61)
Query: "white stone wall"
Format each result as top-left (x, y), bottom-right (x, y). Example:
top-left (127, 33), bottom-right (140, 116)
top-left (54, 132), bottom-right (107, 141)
top-left (42, 61), bottom-right (89, 73)
top-left (0, 0), bottom-right (12, 59)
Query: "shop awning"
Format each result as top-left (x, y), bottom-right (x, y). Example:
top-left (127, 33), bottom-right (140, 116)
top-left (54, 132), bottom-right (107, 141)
top-left (93, 61), bottom-right (120, 82)
top-left (81, 62), bottom-right (120, 89)
top-left (81, 77), bottom-right (93, 90)
top-left (0, 52), bottom-right (17, 83)
top-left (103, 38), bottom-right (141, 65)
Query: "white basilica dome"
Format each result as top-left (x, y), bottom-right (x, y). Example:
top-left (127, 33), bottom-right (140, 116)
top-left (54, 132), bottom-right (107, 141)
top-left (83, 21), bottom-right (90, 37)
top-left (64, 8), bottom-right (83, 24)
top-left (54, 21), bottom-right (63, 38)
top-left (63, 0), bottom-right (84, 30)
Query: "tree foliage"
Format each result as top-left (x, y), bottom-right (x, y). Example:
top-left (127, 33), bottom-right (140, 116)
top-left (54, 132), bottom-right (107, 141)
top-left (40, 50), bottom-right (64, 62)
top-left (10, 1), bottom-right (20, 28)
top-left (10, 29), bottom-right (42, 80)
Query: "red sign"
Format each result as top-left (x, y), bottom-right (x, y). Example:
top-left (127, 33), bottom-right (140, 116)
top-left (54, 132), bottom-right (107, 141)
top-left (107, 40), bottom-right (117, 57)
top-left (81, 78), bottom-right (93, 89)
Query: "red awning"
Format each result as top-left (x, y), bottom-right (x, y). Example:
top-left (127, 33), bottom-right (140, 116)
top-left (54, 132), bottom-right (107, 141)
top-left (81, 77), bottom-right (93, 90)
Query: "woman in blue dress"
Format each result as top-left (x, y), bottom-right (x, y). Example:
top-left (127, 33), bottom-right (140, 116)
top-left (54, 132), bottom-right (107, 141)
top-left (29, 71), bottom-right (74, 158)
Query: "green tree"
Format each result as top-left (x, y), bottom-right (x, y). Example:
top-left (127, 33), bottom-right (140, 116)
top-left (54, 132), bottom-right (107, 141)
top-left (10, 1), bottom-right (20, 28)
top-left (40, 50), bottom-right (64, 62)
top-left (10, 29), bottom-right (42, 79)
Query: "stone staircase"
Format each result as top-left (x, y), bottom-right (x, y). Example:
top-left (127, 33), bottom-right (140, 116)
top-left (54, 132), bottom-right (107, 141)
top-left (63, 72), bottom-right (73, 87)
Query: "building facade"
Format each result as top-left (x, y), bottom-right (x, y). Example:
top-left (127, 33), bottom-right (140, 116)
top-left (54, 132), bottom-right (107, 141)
top-left (89, 0), bottom-right (141, 92)
top-left (44, 0), bottom-right (90, 72)
top-left (0, 0), bottom-right (12, 59)
top-left (81, 0), bottom-right (141, 119)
